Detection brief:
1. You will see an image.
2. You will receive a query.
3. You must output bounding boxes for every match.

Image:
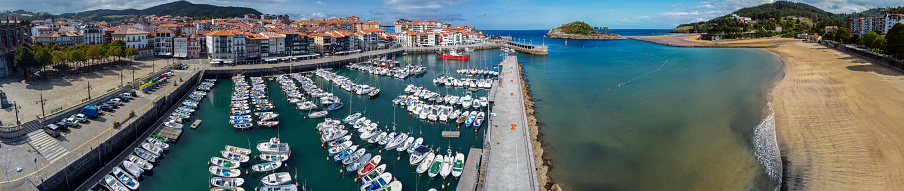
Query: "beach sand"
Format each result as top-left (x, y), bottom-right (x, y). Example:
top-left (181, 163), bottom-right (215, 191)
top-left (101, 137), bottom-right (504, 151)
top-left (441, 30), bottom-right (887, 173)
top-left (767, 42), bottom-right (904, 190)
top-left (626, 34), bottom-right (904, 190)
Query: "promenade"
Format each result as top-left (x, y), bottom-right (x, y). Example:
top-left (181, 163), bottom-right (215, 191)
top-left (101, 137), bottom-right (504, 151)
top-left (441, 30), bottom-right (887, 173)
top-left (483, 55), bottom-right (539, 191)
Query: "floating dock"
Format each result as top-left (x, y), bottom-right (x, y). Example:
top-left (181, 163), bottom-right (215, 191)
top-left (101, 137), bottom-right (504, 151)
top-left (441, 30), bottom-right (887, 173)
top-left (442, 131), bottom-right (461, 138)
top-left (190, 120), bottom-right (202, 129)
top-left (457, 148), bottom-right (483, 191)
top-left (155, 127), bottom-right (182, 141)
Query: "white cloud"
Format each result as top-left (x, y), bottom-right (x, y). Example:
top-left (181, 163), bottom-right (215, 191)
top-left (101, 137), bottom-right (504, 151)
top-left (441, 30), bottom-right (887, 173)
top-left (315, 1), bottom-right (327, 5)
top-left (660, 11), bottom-right (700, 16)
top-left (670, 3), bottom-right (683, 7)
top-left (690, 4), bottom-right (715, 9)
top-left (694, 18), bottom-right (706, 22)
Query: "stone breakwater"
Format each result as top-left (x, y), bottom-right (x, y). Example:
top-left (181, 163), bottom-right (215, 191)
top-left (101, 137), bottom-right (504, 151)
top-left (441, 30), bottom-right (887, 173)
top-left (520, 64), bottom-right (561, 191)
top-left (545, 28), bottom-right (625, 40)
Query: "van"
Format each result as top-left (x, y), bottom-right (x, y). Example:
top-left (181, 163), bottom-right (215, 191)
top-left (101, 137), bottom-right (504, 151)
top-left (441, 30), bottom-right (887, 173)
top-left (44, 124), bottom-right (61, 137)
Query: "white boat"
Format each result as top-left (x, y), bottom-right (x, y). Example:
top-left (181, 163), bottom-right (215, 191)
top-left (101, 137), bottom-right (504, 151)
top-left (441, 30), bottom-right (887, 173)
top-left (210, 157), bottom-right (241, 169)
top-left (360, 172), bottom-right (393, 191)
top-left (380, 181), bottom-right (402, 191)
top-left (260, 185), bottom-right (297, 191)
top-left (378, 132), bottom-right (396, 146)
top-left (407, 138), bottom-right (424, 154)
top-left (308, 110), bottom-right (329, 118)
top-left (257, 137), bottom-right (291, 155)
top-left (225, 145), bottom-right (252, 155)
top-left (334, 145), bottom-right (359, 162)
top-left (329, 142), bottom-right (353, 156)
top-left (343, 112), bottom-right (362, 124)
top-left (441, 150), bottom-right (453, 178)
top-left (104, 175), bottom-right (129, 191)
top-left (146, 137), bottom-right (169, 150)
top-left (328, 135), bottom-right (353, 148)
top-left (343, 148), bottom-right (367, 165)
top-left (360, 164), bottom-right (386, 183)
top-left (474, 112), bottom-right (486, 127)
top-left (221, 150), bottom-right (250, 163)
top-left (347, 153), bottom-right (372, 173)
top-left (321, 129), bottom-right (348, 143)
top-left (133, 148), bottom-right (158, 163)
top-left (141, 142), bottom-right (163, 155)
top-left (452, 152), bottom-right (465, 177)
top-left (120, 161), bottom-right (144, 178)
top-left (369, 132), bottom-right (387, 144)
top-left (260, 154), bottom-right (290, 162)
top-left (112, 167), bottom-right (139, 190)
top-left (428, 154), bottom-right (443, 177)
top-left (210, 177), bottom-right (244, 187)
top-left (357, 155), bottom-right (382, 177)
top-left (126, 154), bottom-right (153, 171)
top-left (297, 101), bottom-right (317, 111)
top-left (416, 152), bottom-right (435, 173)
top-left (261, 172), bottom-right (292, 186)
top-left (251, 160), bottom-right (281, 172)
top-left (397, 137), bottom-right (415, 152)
top-left (210, 166), bottom-right (241, 177)
top-left (359, 130), bottom-right (379, 140)
top-left (385, 133), bottom-right (408, 150)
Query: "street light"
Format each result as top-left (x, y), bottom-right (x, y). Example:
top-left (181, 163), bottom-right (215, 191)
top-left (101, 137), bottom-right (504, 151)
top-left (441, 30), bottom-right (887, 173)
top-left (35, 94), bottom-right (47, 117)
top-left (85, 81), bottom-right (93, 99)
top-left (13, 102), bottom-right (21, 125)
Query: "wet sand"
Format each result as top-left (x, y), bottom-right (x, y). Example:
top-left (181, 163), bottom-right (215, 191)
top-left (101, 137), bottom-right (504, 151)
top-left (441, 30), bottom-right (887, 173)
top-left (767, 42), bottom-right (904, 190)
top-left (628, 34), bottom-right (904, 190)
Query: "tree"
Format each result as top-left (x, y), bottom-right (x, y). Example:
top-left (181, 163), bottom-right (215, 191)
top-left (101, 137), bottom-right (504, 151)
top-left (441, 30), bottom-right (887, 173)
top-left (34, 47), bottom-right (53, 74)
top-left (873, 36), bottom-right (886, 51)
top-left (86, 45), bottom-right (102, 70)
top-left (126, 47), bottom-right (138, 65)
top-left (68, 49), bottom-right (86, 73)
top-left (52, 50), bottom-right (68, 70)
top-left (884, 23), bottom-right (904, 59)
top-left (13, 42), bottom-right (36, 77)
top-left (860, 31), bottom-right (880, 48)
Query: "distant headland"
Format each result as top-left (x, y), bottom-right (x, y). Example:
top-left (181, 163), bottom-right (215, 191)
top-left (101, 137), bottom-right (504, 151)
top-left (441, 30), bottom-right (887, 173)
top-left (546, 21), bottom-right (624, 39)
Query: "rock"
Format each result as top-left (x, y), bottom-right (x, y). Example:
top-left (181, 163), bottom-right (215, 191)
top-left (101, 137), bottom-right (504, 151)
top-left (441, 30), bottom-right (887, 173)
top-left (551, 184), bottom-right (563, 191)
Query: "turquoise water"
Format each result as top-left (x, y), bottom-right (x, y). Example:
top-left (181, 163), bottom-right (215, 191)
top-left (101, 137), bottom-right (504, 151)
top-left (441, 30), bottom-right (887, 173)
top-left (485, 30), bottom-right (783, 190)
top-left (140, 51), bottom-right (506, 191)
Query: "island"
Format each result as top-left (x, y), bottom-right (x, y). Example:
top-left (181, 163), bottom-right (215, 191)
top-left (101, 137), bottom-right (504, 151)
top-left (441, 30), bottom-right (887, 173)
top-left (546, 21), bottom-right (624, 39)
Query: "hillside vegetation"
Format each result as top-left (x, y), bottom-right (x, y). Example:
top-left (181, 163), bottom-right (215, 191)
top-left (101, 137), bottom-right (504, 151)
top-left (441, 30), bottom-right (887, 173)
top-left (1, 1), bottom-right (260, 22)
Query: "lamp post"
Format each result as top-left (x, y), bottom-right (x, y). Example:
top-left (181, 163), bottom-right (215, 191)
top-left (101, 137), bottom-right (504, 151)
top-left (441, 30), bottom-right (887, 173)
top-left (13, 102), bottom-right (21, 125)
top-left (35, 94), bottom-right (46, 117)
top-left (85, 81), bottom-right (92, 99)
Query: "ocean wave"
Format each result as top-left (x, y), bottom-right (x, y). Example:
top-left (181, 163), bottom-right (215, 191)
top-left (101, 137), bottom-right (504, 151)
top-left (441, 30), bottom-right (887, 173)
top-left (753, 111), bottom-right (783, 191)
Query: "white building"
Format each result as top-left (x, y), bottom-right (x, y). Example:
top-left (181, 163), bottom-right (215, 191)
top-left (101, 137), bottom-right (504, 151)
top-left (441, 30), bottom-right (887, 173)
top-left (112, 28), bottom-right (151, 58)
top-left (78, 23), bottom-right (103, 44)
top-left (154, 29), bottom-right (175, 56)
top-left (206, 31), bottom-right (245, 64)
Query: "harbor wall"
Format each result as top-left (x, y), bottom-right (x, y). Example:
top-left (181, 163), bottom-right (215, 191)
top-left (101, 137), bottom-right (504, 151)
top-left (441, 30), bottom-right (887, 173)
top-left (204, 51), bottom-right (405, 78)
top-left (39, 71), bottom-right (202, 191)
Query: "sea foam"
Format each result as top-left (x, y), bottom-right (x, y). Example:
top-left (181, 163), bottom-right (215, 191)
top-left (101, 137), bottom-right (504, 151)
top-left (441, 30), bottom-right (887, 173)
top-left (753, 111), bottom-right (782, 191)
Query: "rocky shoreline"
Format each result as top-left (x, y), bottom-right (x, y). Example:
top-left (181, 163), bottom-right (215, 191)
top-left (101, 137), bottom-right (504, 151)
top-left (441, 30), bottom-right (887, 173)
top-left (546, 28), bottom-right (624, 40)
top-left (519, 64), bottom-right (562, 191)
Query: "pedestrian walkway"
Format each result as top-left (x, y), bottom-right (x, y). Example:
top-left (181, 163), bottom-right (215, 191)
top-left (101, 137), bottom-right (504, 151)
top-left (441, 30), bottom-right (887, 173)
top-left (27, 131), bottom-right (69, 163)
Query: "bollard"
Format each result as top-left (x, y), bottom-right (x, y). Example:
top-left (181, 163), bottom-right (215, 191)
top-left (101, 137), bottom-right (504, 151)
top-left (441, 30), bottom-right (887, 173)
top-left (512, 124), bottom-right (516, 130)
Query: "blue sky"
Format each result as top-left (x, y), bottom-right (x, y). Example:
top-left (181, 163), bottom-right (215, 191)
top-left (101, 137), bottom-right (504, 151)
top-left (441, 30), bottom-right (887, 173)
top-left (6, 0), bottom-right (903, 29)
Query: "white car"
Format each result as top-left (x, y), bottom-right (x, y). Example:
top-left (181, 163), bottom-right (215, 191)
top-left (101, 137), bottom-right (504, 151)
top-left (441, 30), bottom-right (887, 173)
top-left (110, 98), bottom-right (123, 106)
top-left (120, 93), bottom-right (132, 100)
top-left (70, 114), bottom-right (88, 123)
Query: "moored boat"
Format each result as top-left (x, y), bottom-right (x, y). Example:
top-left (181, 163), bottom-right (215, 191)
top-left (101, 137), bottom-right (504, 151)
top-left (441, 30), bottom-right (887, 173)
top-left (357, 155), bottom-right (382, 177)
top-left (209, 166), bottom-right (241, 177)
top-left (210, 177), bottom-right (244, 187)
top-left (220, 150), bottom-right (250, 164)
top-left (210, 157), bottom-right (241, 169)
top-left (428, 154), bottom-right (443, 177)
top-left (452, 152), bottom-right (465, 177)
top-left (260, 154), bottom-right (290, 162)
top-left (259, 185), bottom-right (297, 191)
top-left (416, 152), bottom-right (435, 173)
top-left (112, 167), bottom-right (139, 190)
top-left (252, 161), bottom-right (283, 172)
top-left (104, 175), bottom-right (129, 191)
top-left (261, 172), bottom-right (292, 186)
top-left (224, 145), bottom-right (252, 155)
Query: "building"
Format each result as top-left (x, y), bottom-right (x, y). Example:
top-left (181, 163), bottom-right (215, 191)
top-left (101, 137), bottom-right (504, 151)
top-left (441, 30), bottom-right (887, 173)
top-left (33, 31), bottom-right (84, 46)
top-left (0, 16), bottom-right (30, 77)
top-left (261, 14), bottom-right (290, 21)
top-left (78, 23), bottom-right (103, 44)
top-left (173, 34), bottom-right (200, 59)
top-left (260, 32), bottom-right (285, 57)
top-left (205, 30), bottom-right (246, 64)
top-left (154, 29), bottom-right (175, 56)
top-left (111, 28), bottom-right (152, 58)
top-left (824, 26), bottom-right (837, 33)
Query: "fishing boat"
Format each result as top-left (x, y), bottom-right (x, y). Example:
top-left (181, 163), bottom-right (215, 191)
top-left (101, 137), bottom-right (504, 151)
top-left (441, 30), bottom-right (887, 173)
top-left (126, 155), bottom-right (153, 170)
top-left (104, 175), bottom-right (129, 191)
top-left (428, 154), bottom-right (443, 177)
top-left (211, 187), bottom-right (246, 191)
top-left (121, 161), bottom-right (144, 178)
top-left (210, 157), bottom-right (241, 169)
top-left (221, 150), bottom-right (250, 164)
top-left (260, 154), bottom-right (290, 162)
top-left (441, 150), bottom-right (453, 178)
top-left (457, 111), bottom-right (469, 124)
top-left (436, 49), bottom-right (469, 60)
top-left (308, 110), bottom-right (329, 118)
top-left (140, 142), bottom-right (163, 155)
top-left (112, 167), bottom-right (139, 190)
top-left (360, 172), bottom-right (393, 191)
top-left (361, 164), bottom-right (386, 183)
top-left (209, 166), bottom-right (241, 177)
top-left (416, 152), bottom-right (435, 173)
top-left (261, 172), bottom-right (292, 186)
top-left (380, 181), bottom-right (402, 191)
top-left (321, 129), bottom-right (348, 143)
top-left (233, 123), bottom-right (253, 129)
top-left (473, 112), bottom-right (486, 127)
top-left (347, 153), bottom-right (372, 173)
top-left (252, 161), bottom-right (283, 172)
top-left (343, 112), bottom-right (362, 124)
top-left (343, 148), bottom-right (367, 165)
top-left (133, 148), bottom-right (158, 163)
top-left (258, 120), bottom-right (279, 127)
top-left (406, 138), bottom-right (424, 155)
top-left (328, 135), bottom-right (353, 148)
top-left (452, 152), bottom-right (465, 177)
top-left (230, 115), bottom-right (252, 120)
top-left (146, 137), bottom-right (170, 150)
top-left (259, 185), bottom-right (297, 191)
top-left (465, 112), bottom-right (477, 127)
top-left (229, 119), bottom-right (252, 125)
top-left (257, 137), bottom-right (291, 155)
top-left (329, 142), bottom-right (353, 156)
top-left (397, 137), bottom-right (415, 152)
top-left (210, 177), bottom-right (244, 187)
top-left (225, 145), bottom-right (252, 155)
top-left (328, 103), bottom-right (344, 110)
top-left (231, 110), bottom-right (251, 115)
top-left (368, 89), bottom-right (380, 97)
top-left (385, 133), bottom-right (407, 150)
top-left (357, 155), bottom-right (382, 177)
top-left (334, 145), bottom-right (359, 162)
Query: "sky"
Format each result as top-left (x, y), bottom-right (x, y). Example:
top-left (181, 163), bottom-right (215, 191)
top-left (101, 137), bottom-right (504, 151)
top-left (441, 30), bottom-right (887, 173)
top-left (3, 0), bottom-right (903, 29)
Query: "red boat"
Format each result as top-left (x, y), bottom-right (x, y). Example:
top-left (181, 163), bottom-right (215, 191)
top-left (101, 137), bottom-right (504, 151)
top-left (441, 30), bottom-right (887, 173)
top-left (437, 50), bottom-right (469, 60)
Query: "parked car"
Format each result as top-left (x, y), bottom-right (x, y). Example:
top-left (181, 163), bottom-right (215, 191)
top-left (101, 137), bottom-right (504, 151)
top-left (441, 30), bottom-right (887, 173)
top-left (97, 104), bottom-right (114, 112)
top-left (110, 98), bottom-right (123, 106)
top-left (63, 118), bottom-right (80, 127)
top-left (55, 121), bottom-right (72, 130)
top-left (70, 114), bottom-right (88, 123)
top-left (126, 90), bottom-right (138, 97)
top-left (120, 93), bottom-right (132, 100)
top-left (105, 101), bottom-right (119, 108)
top-left (44, 124), bottom-right (61, 137)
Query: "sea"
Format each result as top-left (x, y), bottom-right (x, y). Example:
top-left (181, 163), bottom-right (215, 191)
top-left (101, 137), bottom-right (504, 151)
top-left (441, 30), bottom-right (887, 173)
top-left (137, 29), bottom-right (783, 191)
top-left (482, 29), bottom-right (783, 190)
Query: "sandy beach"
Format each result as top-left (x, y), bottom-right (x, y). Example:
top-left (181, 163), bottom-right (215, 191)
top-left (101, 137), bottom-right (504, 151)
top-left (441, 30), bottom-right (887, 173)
top-left (626, 34), bottom-right (904, 190)
top-left (767, 42), bottom-right (904, 190)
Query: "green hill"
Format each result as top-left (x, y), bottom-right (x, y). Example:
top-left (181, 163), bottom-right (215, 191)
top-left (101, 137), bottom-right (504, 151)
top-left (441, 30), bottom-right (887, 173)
top-left (10, 1), bottom-right (261, 22)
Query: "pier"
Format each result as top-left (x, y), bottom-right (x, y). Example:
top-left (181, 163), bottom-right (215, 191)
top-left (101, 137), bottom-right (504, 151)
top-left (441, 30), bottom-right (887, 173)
top-left (457, 148), bottom-right (484, 191)
top-left (442, 131), bottom-right (461, 138)
top-left (190, 120), bottom-right (202, 129)
top-left (481, 55), bottom-right (540, 191)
